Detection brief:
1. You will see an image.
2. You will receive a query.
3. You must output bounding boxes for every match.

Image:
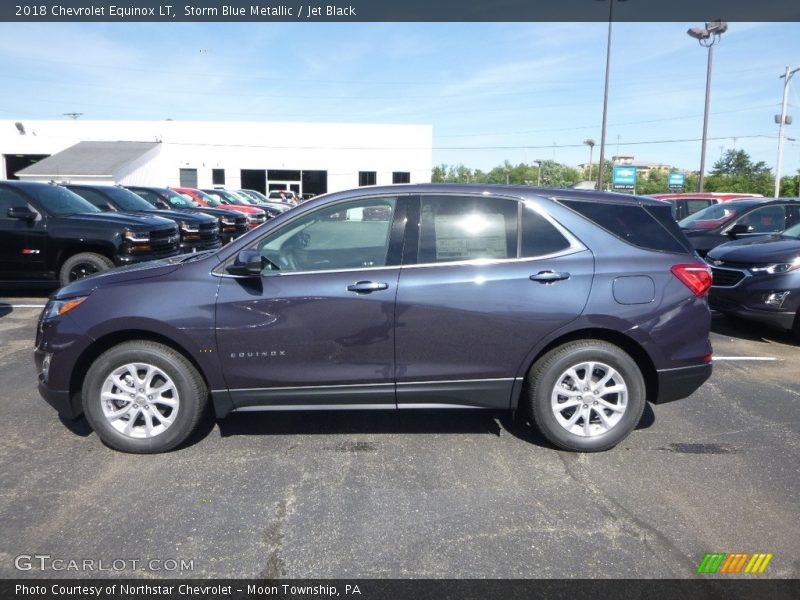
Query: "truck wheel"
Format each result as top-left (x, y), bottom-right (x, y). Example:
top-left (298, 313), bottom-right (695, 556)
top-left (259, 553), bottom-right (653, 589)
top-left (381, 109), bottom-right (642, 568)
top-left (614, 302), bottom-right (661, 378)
top-left (526, 340), bottom-right (646, 452)
top-left (59, 252), bottom-right (114, 286)
top-left (82, 341), bottom-right (208, 453)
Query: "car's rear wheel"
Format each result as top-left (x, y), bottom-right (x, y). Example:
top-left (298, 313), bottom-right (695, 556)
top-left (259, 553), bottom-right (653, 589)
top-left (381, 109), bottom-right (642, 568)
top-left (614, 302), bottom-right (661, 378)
top-left (526, 340), bottom-right (645, 452)
top-left (82, 341), bottom-right (208, 453)
top-left (59, 252), bottom-right (114, 286)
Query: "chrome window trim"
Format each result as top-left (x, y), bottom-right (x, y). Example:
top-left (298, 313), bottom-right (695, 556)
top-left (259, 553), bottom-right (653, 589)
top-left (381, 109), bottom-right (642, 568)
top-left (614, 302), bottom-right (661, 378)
top-left (212, 191), bottom-right (586, 279)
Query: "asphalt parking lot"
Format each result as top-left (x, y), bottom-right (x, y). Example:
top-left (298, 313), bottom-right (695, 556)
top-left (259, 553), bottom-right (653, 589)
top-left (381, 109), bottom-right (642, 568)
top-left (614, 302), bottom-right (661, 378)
top-left (0, 290), bottom-right (798, 579)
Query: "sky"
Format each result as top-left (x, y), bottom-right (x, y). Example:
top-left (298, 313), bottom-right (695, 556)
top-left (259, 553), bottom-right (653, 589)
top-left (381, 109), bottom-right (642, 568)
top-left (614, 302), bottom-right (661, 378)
top-left (0, 21), bottom-right (799, 176)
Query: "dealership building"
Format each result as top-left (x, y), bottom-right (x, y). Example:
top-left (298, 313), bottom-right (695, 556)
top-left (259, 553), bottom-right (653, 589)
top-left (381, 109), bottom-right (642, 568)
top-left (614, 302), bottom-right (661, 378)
top-left (0, 120), bottom-right (433, 196)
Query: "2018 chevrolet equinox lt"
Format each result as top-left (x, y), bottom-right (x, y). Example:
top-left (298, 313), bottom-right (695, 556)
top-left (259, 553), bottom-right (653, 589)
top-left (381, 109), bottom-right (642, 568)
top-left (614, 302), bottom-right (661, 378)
top-left (34, 185), bottom-right (713, 453)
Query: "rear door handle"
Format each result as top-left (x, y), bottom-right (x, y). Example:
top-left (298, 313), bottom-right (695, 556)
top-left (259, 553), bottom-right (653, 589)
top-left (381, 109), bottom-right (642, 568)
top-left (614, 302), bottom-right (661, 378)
top-left (347, 281), bottom-right (389, 294)
top-left (530, 271), bottom-right (570, 283)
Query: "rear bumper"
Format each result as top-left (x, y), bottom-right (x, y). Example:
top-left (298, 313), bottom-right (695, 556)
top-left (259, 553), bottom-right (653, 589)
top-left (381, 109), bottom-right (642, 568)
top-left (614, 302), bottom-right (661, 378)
top-left (654, 363), bottom-right (712, 404)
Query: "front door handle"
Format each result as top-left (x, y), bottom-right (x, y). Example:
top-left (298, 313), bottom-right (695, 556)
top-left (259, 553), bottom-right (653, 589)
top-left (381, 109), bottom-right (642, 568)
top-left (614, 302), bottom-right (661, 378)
top-left (530, 271), bottom-right (570, 283)
top-left (347, 281), bottom-right (389, 294)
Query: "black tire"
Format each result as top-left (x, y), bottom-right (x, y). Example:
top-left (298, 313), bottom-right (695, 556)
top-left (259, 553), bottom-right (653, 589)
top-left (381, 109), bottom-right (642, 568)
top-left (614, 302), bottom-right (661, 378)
top-left (59, 252), bottom-right (114, 286)
top-left (526, 340), bottom-right (646, 452)
top-left (82, 341), bottom-right (208, 453)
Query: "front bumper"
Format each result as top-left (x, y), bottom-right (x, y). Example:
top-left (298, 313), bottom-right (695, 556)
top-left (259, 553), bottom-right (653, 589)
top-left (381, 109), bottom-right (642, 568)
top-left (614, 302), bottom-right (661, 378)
top-left (708, 272), bottom-right (800, 332)
top-left (34, 349), bottom-right (82, 418)
top-left (180, 239), bottom-right (223, 254)
top-left (654, 363), bottom-right (712, 404)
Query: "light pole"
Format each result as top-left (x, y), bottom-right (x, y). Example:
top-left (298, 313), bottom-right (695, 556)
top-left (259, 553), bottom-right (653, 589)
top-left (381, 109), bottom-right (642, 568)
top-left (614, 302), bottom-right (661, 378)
top-left (533, 160), bottom-right (543, 186)
top-left (774, 66), bottom-right (799, 197)
top-left (595, 0), bottom-right (628, 192)
top-left (584, 139), bottom-right (596, 182)
top-left (687, 20), bottom-right (727, 192)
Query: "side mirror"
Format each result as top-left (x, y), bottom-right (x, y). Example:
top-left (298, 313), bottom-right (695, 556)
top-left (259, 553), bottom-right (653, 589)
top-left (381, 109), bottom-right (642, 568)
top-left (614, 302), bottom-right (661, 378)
top-left (227, 250), bottom-right (264, 276)
top-left (726, 223), bottom-right (751, 238)
top-left (7, 206), bottom-right (36, 221)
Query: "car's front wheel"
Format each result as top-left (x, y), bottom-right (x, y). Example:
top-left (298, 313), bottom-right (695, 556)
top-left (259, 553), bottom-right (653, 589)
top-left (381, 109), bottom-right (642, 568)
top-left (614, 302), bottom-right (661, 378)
top-left (526, 340), bottom-right (646, 452)
top-left (82, 341), bottom-right (208, 453)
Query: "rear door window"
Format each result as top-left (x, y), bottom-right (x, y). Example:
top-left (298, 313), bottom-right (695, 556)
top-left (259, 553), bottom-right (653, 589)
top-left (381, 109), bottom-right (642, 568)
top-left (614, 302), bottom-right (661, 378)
top-left (418, 195), bottom-right (518, 263)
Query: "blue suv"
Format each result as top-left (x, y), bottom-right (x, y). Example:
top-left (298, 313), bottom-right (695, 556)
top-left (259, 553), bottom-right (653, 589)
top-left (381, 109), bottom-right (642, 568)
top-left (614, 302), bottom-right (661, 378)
top-left (35, 185), bottom-right (713, 453)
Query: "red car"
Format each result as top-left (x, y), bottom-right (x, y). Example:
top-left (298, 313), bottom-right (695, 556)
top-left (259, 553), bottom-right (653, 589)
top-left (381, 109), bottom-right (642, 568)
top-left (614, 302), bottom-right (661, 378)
top-left (172, 187), bottom-right (266, 229)
top-left (652, 193), bottom-right (761, 221)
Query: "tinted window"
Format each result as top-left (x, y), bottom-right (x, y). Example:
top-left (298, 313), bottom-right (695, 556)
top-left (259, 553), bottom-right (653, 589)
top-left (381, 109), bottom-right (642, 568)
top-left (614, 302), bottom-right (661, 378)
top-left (419, 195), bottom-right (518, 263)
top-left (179, 168), bottom-right (198, 188)
top-left (130, 188), bottom-right (160, 206)
top-left (392, 172), bottom-right (410, 184)
top-left (735, 204), bottom-right (787, 233)
top-left (521, 206), bottom-right (572, 257)
top-left (560, 199), bottom-right (686, 253)
top-left (27, 185), bottom-right (99, 216)
top-left (69, 187), bottom-right (114, 211)
top-left (359, 171), bottom-right (376, 187)
top-left (256, 197), bottom-right (398, 273)
top-left (686, 199), bottom-right (713, 216)
top-left (0, 186), bottom-right (30, 219)
top-left (678, 202), bottom-right (756, 229)
top-left (101, 187), bottom-right (156, 211)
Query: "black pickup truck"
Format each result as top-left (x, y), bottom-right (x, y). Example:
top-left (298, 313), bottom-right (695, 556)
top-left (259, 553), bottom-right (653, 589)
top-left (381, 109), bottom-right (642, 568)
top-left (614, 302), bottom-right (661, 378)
top-left (0, 180), bottom-right (180, 286)
top-left (126, 185), bottom-right (248, 244)
top-left (64, 184), bottom-right (222, 253)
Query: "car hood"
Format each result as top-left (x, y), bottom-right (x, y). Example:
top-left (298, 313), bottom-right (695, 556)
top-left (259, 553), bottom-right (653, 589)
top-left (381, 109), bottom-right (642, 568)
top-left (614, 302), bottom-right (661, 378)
top-left (58, 211), bottom-right (174, 230)
top-left (147, 209), bottom-right (216, 225)
top-left (707, 235), bottom-right (800, 264)
top-left (54, 254), bottom-right (200, 298)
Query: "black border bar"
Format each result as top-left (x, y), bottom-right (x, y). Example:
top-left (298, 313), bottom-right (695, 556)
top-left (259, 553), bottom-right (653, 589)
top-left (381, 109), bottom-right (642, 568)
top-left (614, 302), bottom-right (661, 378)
top-left (3, 579), bottom-right (800, 600)
top-left (3, 0), bottom-right (800, 22)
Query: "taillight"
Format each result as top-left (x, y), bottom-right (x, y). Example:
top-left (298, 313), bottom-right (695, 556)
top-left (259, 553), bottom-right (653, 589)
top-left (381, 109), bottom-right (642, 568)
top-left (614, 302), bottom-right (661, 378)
top-left (671, 263), bottom-right (713, 297)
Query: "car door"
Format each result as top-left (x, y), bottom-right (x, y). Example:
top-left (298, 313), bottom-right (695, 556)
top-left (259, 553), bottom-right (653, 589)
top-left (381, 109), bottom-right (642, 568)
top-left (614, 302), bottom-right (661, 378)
top-left (394, 194), bottom-right (594, 409)
top-left (214, 194), bottom-right (408, 411)
top-left (727, 203), bottom-right (789, 238)
top-left (0, 185), bottom-right (46, 280)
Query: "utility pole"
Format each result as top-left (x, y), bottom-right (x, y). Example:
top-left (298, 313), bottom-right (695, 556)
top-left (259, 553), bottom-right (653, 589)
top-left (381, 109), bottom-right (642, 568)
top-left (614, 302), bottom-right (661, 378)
top-left (774, 66), bottom-right (799, 198)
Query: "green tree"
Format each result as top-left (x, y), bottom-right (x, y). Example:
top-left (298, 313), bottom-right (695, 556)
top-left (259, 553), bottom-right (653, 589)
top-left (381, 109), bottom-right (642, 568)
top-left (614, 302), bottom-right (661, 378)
top-left (705, 149), bottom-right (774, 195)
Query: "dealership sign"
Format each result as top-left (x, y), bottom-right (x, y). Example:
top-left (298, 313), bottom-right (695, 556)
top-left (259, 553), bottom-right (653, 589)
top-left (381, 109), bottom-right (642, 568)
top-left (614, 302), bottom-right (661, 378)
top-left (612, 166), bottom-right (637, 190)
top-left (668, 172), bottom-right (686, 189)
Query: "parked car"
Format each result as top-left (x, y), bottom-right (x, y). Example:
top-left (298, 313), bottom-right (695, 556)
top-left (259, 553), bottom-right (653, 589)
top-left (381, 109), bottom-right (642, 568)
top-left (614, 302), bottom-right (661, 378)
top-left (64, 184), bottom-right (221, 254)
top-left (706, 218), bottom-right (800, 337)
top-left (268, 190), bottom-right (299, 205)
top-left (236, 189), bottom-right (293, 214)
top-left (678, 198), bottom-right (800, 256)
top-left (35, 185), bottom-right (712, 454)
top-left (0, 180), bottom-right (179, 286)
top-left (127, 186), bottom-right (248, 244)
top-left (203, 188), bottom-right (282, 219)
top-left (652, 192), bottom-right (761, 221)
top-left (173, 187), bottom-right (266, 229)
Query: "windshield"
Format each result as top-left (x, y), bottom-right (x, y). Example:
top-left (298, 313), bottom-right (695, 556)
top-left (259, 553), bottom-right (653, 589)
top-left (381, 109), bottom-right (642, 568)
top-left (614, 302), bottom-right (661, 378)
top-left (242, 189), bottom-right (268, 202)
top-left (781, 223), bottom-right (800, 239)
top-left (28, 185), bottom-right (100, 216)
top-left (192, 190), bottom-right (223, 207)
top-left (209, 189), bottom-right (248, 206)
top-left (678, 202), bottom-right (756, 229)
top-left (103, 187), bottom-right (157, 211)
top-left (165, 189), bottom-right (198, 207)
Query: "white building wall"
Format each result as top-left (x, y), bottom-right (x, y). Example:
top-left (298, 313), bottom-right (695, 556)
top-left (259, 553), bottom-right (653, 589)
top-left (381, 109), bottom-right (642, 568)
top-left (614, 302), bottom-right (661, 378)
top-left (0, 120), bottom-right (433, 193)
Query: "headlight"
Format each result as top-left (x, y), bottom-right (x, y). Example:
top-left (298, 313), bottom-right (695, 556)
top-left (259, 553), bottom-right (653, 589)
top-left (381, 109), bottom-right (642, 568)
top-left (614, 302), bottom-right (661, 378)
top-left (124, 229), bottom-right (150, 243)
top-left (43, 296), bottom-right (88, 320)
top-left (179, 222), bottom-right (200, 234)
top-left (749, 259), bottom-right (800, 274)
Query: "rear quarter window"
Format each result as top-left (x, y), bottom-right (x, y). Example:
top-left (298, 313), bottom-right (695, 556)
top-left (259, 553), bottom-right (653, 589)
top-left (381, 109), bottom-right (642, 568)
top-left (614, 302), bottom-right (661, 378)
top-left (558, 199), bottom-right (689, 254)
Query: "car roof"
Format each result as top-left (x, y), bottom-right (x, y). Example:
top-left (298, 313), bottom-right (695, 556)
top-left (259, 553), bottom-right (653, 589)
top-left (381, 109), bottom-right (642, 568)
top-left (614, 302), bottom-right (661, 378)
top-left (652, 192), bottom-right (762, 200)
top-left (314, 184), bottom-right (669, 206)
